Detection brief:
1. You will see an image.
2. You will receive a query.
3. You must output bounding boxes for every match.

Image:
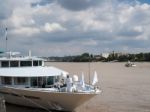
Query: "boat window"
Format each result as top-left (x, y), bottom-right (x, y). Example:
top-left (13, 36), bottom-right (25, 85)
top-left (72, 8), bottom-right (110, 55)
top-left (33, 61), bottom-right (38, 66)
top-left (1, 61), bottom-right (9, 67)
top-left (10, 61), bottom-right (19, 67)
top-left (31, 77), bottom-right (37, 87)
top-left (14, 77), bottom-right (28, 85)
top-left (1, 77), bottom-right (12, 85)
top-left (47, 76), bottom-right (54, 85)
top-left (20, 61), bottom-right (32, 67)
top-left (37, 77), bottom-right (43, 87)
top-left (39, 61), bottom-right (42, 66)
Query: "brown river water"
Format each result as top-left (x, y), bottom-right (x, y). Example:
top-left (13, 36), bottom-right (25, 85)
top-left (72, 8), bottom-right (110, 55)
top-left (5, 62), bottom-right (150, 112)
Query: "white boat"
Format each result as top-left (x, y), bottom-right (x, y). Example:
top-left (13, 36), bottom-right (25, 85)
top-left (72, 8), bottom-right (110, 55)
top-left (0, 52), bottom-right (101, 111)
top-left (125, 61), bottom-right (136, 67)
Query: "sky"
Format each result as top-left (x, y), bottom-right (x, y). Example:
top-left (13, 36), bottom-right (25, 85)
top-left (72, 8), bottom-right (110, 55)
top-left (0, 0), bottom-right (150, 56)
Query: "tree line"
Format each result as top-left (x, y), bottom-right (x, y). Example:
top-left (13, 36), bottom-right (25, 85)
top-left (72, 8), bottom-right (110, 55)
top-left (107, 52), bottom-right (150, 62)
top-left (47, 52), bottom-right (150, 62)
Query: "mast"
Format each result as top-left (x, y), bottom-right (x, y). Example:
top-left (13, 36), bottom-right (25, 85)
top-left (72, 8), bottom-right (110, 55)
top-left (88, 54), bottom-right (91, 85)
top-left (5, 28), bottom-right (8, 52)
top-left (88, 61), bottom-right (91, 85)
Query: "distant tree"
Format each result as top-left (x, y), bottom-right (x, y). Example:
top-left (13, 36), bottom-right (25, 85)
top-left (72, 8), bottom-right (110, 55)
top-left (73, 56), bottom-right (81, 62)
top-left (47, 52), bottom-right (150, 62)
top-left (136, 53), bottom-right (144, 61)
top-left (144, 53), bottom-right (150, 61)
top-left (107, 53), bottom-right (118, 61)
top-left (90, 54), bottom-right (93, 59)
top-left (118, 55), bottom-right (128, 62)
top-left (107, 54), bottom-right (113, 61)
top-left (128, 54), bottom-right (136, 61)
top-left (80, 53), bottom-right (90, 62)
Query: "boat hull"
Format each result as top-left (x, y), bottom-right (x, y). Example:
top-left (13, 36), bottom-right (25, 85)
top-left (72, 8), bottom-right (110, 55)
top-left (0, 87), bottom-right (98, 111)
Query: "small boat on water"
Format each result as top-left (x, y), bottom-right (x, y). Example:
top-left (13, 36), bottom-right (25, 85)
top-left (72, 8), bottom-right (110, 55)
top-left (0, 51), bottom-right (101, 111)
top-left (125, 61), bottom-right (136, 67)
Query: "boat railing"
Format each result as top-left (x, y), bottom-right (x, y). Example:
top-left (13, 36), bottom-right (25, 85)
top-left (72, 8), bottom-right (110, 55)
top-left (0, 95), bottom-right (6, 112)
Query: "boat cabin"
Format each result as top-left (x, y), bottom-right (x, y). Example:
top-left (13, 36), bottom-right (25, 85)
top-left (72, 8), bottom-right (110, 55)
top-left (0, 53), bottom-right (68, 88)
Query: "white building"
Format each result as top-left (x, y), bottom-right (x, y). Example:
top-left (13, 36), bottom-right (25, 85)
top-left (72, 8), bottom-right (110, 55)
top-left (101, 53), bottom-right (109, 58)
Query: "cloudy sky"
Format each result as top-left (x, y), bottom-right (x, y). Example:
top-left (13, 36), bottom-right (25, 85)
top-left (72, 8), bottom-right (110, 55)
top-left (0, 0), bottom-right (150, 56)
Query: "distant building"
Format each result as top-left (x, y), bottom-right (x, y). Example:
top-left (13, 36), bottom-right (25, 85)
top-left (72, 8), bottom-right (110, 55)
top-left (115, 52), bottom-right (129, 57)
top-left (101, 53), bottom-right (109, 58)
top-left (94, 55), bottom-right (101, 60)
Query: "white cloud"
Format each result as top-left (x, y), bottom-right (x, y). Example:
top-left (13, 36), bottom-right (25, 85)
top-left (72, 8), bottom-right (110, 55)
top-left (12, 27), bottom-right (40, 36)
top-left (8, 14), bottom-right (35, 28)
top-left (140, 3), bottom-right (150, 10)
top-left (133, 26), bottom-right (143, 33)
top-left (43, 22), bottom-right (66, 32)
top-left (81, 39), bottom-right (98, 46)
top-left (118, 6), bottom-right (134, 24)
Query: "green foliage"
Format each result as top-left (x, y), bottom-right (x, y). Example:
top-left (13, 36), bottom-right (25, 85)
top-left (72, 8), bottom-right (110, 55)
top-left (117, 55), bottom-right (128, 62)
top-left (144, 53), bottom-right (150, 61)
top-left (47, 52), bottom-right (150, 62)
top-left (72, 53), bottom-right (93, 62)
top-left (135, 53), bottom-right (144, 61)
